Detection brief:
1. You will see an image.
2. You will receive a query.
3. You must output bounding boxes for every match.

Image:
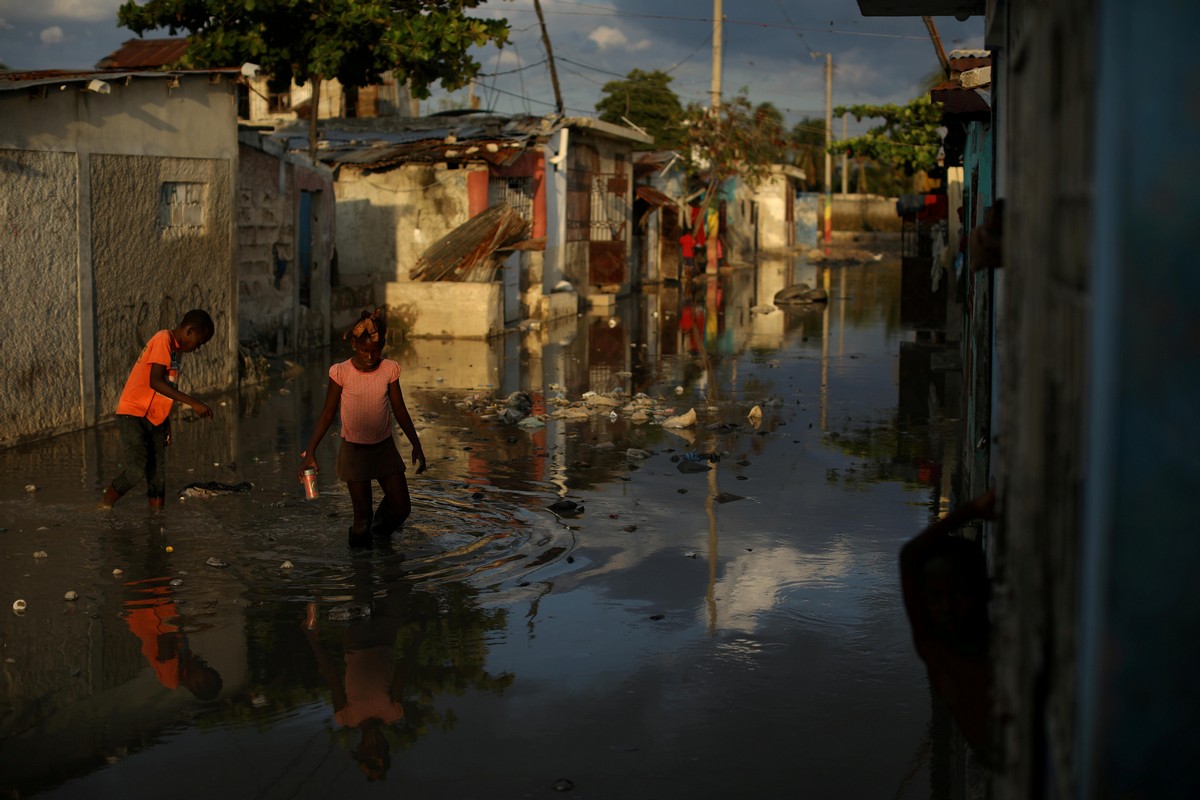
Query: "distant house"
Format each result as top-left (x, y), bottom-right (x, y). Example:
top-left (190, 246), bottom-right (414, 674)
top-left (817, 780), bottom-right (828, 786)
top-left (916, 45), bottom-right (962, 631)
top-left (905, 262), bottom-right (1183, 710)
top-left (0, 68), bottom-right (240, 444)
top-left (99, 37), bottom-right (414, 124)
top-left (275, 112), bottom-right (651, 339)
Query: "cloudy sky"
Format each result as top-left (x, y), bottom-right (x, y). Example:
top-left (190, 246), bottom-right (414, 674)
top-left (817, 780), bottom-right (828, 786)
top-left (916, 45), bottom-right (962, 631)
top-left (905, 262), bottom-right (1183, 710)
top-left (0, 0), bottom-right (982, 131)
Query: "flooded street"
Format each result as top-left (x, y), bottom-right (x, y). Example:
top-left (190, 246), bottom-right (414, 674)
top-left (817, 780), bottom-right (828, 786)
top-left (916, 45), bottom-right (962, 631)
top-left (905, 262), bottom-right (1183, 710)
top-left (1, 254), bottom-right (965, 798)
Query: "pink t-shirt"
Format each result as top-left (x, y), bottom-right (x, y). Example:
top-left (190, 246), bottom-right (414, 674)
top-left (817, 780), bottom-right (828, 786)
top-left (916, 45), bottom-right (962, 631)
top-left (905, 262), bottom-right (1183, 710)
top-left (330, 358), bottom-right (401, 444)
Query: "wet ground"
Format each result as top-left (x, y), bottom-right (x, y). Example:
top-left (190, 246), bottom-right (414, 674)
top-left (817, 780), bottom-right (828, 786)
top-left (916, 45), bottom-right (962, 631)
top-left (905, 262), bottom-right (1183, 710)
top-left (1, 251), bottom-right (966, 799)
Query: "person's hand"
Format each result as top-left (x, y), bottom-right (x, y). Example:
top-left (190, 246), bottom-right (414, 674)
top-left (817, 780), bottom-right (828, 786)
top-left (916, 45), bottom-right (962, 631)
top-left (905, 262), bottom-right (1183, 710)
top-left (191, 400), bottom-right (213, 419)
top-left (298, 450), bottom-right (318, 481)
top-left (412, 446), bottom-right (427, 475)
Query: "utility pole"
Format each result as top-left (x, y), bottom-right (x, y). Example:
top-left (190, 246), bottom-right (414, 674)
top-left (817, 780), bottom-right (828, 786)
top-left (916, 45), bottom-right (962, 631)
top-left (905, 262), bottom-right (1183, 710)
top-left (922, 16), bottom-right (950, 78)
top-left (532, 0), bottom-right (563, 114)
top-left (824, 52), bottom-right (832, 245)
top-left (711, 0), bottom-right (723, 109)
top-left (841, 113), bottom-right (848, 194)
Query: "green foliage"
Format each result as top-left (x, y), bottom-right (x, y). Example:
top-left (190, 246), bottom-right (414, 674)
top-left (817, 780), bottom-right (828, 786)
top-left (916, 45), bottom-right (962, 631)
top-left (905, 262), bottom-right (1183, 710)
top-left (789, 116), bottom-right (826, 192)
top-left (116, 0), bottom-right (510, 96)
top-left (595, 69), bottom-right (684, 151)
top-left (830, 96), bottom-right (943, 175)
top-left (681, 93), bottom-right (786, 192)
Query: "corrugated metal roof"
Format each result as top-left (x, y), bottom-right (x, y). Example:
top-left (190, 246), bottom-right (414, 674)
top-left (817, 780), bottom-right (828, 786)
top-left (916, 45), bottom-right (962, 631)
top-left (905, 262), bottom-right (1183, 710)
top-left (636, 186), bottom-right (678, 208)
top-left (96, 38), bottom-right (191, 69)
top-left (0, 68), bottom-right (238, 92)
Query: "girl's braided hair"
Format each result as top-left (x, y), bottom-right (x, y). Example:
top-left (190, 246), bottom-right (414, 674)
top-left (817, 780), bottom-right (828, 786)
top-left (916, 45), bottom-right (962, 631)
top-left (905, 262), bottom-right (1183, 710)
top-left (344, 307), bottom-right (386, 345)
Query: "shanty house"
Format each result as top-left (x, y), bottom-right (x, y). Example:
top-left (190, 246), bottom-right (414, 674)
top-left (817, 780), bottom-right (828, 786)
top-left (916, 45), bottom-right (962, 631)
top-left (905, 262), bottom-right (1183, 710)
top-left (290, 113), bottom-right (650, 339)
top-left (0, 69), bottom-right (240, 445)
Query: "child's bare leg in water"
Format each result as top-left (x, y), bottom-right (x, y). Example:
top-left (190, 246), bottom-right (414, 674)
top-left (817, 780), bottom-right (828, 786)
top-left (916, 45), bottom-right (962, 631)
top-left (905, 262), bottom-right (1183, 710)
top-left (347, 480), bottom-right (374, 540)
top-left (370, 473), bottom-right (412, 536)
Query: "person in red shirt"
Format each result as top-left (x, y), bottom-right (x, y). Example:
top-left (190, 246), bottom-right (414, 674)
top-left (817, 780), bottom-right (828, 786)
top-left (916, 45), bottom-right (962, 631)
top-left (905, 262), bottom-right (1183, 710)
top-left (679, 231), bottom-right (696, 277)
top-left (300, 308), bottom-right (426, 546)
top-left (101, 309), bottom-right (215, 509)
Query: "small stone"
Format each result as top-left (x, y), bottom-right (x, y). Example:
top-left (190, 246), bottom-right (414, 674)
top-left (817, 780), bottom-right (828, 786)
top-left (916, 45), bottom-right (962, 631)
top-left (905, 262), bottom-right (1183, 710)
top-left (648, 614), bottom-right (665, 621)
top-left (205, 557), bottom-right (230, 569)
top-left (64, 591), bottom-right (78, 601)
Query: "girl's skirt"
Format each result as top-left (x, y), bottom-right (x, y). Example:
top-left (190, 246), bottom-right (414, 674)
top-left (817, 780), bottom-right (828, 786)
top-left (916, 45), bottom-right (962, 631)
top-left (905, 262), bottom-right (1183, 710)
top-left (337, 436), bottom-right (405, 482)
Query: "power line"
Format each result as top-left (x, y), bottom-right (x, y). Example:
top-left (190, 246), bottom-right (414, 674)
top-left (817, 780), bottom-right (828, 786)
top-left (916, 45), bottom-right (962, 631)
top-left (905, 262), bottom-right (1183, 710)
top-left (502, 3), bottom-right (929, 41)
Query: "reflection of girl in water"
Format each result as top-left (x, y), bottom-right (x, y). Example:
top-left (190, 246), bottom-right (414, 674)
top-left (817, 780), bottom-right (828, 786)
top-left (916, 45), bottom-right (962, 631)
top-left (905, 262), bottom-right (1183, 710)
top-left (304, 602), bottom-right (405, 781)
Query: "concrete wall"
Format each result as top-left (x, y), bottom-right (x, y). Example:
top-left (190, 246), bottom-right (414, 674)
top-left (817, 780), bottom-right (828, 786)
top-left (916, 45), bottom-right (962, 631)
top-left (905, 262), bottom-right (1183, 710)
top-left (0, 74), bottom-right (239, 446)
top-left (236, 136), bottom-right (334, 355)
top-left (0, 150), bottom-right (81, 438)
top-left (334, 163), bottom-right (477, 285)
top-left (831, 194), bottom-right (902, 233)
top-left (385, 280), bottom-right (501, 339)
top-left (92, 153), bottom-right (234, 416)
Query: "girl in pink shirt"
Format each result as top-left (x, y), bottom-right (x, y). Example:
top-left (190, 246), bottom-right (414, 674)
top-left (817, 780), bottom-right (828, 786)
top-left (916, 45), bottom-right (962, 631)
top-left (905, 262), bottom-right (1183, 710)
top-left (300, 309), bottom-right (426, 545)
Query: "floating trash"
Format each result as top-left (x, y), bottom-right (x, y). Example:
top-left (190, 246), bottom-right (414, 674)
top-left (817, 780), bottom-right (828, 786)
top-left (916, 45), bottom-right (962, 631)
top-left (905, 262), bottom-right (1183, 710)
top-left (327, 604), bottom-right (371, 622)
top-left (64, 591), bottom-right (78, 601)
top-left (24, 484), bottom-right (37, 493)
top-left (280, 561), bottom-right (294, 570)
top-left (13, 599), bottom-right (28, 613)
top-left (112, 568), bottom-right (123, 577)
top-left (32, 550), bottom-right (48, 559)
top-left (205, 557), bottom-right (230, 569)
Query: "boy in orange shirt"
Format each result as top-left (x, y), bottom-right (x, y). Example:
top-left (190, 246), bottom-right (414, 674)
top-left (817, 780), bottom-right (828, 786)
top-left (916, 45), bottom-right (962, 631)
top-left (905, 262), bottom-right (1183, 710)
top-left (101, 309), bottom-right (215, 509)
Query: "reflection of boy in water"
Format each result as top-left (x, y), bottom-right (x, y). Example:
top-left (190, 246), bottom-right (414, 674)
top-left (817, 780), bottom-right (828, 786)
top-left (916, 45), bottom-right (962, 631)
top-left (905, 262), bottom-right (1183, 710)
top-left (123, 580), bottom-right (223, 700)
top-left (900, 489), bottom-right (995, 757)
top-left (304, 602), bottom-right (406, 782)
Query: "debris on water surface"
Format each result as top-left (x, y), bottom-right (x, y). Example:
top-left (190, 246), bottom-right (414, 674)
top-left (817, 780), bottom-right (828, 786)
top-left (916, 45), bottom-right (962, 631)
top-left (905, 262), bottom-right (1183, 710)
top-left (553, 778), bottom-right (574, 792)
top-left (169, 579), bottom-right (183, 587)
top-left (12, 599), bottom-right (27, 613)
top-left (205, 557), bottom-right (230, 569)
top-left (24, 484), bottom-right (37, 493)
top-left (714, 492), bottom-right (745, 504)
top-left (112, 568), bottom-right (123, 577)
top-left (328, 604), bottom-right (371, 622)
top-left (64, 591), bottom-right (78, 601)
top-left (661, 408), bottom-right (697, 429)
top-left (32, 550), bottom-right (47, 559)
top-left (548, 499), bottom-right (584, 517)
top-left (747, 404), bottom-right (763, 428)
top-left (280, 561), bottom-right (294, 570)
top-left (626, 448), bottom-right (651, 460)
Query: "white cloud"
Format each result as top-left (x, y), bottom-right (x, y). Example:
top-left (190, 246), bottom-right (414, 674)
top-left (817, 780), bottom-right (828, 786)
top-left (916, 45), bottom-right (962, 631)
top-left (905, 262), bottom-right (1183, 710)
top-left (494, 48), bottom-right (523, 68)
top-left (588, 25), bottom-right (628, 51)
top-left (0, 0), bottom-right (123, 24)
top-left (39, 26), bottom-right (64, 45)
top-left (0, 16), bottom-right (15, 30)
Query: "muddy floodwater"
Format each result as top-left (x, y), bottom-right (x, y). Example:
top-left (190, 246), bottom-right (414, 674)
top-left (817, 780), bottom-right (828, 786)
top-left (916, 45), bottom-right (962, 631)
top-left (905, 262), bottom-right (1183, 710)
top-left (1, 255), bottom-right (967, 798)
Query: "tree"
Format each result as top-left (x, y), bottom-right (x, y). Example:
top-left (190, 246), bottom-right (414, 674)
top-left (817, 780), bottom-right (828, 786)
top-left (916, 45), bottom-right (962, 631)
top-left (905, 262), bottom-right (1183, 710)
top-left (117, 0), bottom-right (510, 162)
top-left (830, 96), bottom-right (944, 179)
top-left (594, 69), bottom-right (683, 151)
top-left (789, 116), bottom-right (826, 192)
top-left (681, 92), bottom-right (785, 272)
